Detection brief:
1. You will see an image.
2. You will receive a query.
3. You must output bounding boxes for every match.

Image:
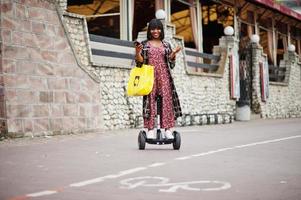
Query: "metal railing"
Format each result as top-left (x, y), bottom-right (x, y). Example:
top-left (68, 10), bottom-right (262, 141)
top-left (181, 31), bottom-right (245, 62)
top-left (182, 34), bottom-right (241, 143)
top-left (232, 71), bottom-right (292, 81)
top-left (89, 34), bottom-right (222, 72)
top-left (89, 34), bottom-right (135, 68)
top-left (269, 65), bottom-right (286, 82)
top-left (185, 49), bottom-right (221, 71)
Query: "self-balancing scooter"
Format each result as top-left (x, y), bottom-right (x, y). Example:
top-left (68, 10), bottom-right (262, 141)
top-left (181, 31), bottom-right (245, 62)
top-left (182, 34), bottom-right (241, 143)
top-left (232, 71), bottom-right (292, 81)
top-left (138, 96), bottom-right (181, 150)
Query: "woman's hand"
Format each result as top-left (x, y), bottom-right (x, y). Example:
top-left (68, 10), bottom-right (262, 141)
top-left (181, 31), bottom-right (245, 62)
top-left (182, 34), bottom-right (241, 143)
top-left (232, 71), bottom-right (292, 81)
top-left (135, 42), bottom-right (143, 63)
top-left (169, 46), bottom-right (181, 60)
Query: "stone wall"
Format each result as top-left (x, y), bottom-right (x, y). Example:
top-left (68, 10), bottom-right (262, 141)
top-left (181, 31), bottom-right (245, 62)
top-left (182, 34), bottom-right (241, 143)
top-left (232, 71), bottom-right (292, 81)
top-left (61, 12), bottom-right (99, 80)
top-left (92, 24), bottom-right (237, 129)
top-left (59, 12), bottom-right (237, 129)
top-left (0, 0), bottom-right (102, 137)
top-left (55, 0), bottom-right (301, 129)
top-left (56, 0), bottom-right (66, 11)
top-left (167, 34), bottom-right (236, 126)
top-left (251, 44), bottom-right (301, 118)
top-left (61, 9), bottom-right (301, 129)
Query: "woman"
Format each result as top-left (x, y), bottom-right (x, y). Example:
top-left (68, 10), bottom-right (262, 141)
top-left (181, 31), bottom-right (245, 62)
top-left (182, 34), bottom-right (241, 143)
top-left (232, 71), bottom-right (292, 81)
top-left (135, 18), bottom-right (182, 139)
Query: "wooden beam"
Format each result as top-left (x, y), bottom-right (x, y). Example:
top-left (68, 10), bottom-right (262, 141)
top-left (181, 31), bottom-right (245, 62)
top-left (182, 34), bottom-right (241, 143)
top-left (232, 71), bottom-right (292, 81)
top-left (237, 1), bottom-right (249, 16)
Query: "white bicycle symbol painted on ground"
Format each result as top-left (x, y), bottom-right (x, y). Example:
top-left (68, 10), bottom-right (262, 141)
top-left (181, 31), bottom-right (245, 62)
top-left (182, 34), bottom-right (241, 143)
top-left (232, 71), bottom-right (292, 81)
top-left (120, 176), bottom-right (231, 193)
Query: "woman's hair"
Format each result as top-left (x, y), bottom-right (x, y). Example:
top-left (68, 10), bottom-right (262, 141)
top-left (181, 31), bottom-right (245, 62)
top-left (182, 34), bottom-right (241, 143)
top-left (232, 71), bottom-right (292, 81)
top-left (147, 18), bottom-right (165, 40)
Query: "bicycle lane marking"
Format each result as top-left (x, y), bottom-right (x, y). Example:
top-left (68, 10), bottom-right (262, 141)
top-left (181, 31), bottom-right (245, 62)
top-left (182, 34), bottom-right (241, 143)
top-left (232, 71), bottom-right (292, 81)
top-left (119, 176), bottom-right (231, 192)
top-left (7, 135), bottom-right (301, 200)
top-left (69, 167), bottom-right (148, 187)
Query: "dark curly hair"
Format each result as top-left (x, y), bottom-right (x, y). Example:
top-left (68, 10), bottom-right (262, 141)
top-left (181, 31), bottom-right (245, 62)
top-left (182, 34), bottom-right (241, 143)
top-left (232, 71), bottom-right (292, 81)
top-left (147, 18), bottom-right (165, 40)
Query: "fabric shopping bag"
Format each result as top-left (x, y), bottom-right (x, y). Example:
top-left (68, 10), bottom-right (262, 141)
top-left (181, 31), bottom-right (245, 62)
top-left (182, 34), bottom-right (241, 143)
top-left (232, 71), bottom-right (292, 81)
top-left (127, 64), bottom-right (154, 96)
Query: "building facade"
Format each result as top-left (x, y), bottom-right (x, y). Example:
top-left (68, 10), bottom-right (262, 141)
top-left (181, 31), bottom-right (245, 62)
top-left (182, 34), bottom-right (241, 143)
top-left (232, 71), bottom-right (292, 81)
top-left (1, 0), bottom-right (301, 137)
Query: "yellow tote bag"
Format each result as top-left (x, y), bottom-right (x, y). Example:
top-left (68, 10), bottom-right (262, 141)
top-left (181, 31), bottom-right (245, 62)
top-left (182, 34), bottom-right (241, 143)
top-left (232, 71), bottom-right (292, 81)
top-left (127, 64), bottom-right (154, 96)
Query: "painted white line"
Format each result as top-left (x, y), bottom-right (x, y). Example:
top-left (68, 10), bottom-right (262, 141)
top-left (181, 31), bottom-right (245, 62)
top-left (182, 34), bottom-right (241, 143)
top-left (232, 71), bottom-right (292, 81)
top-left (26, 190), bottom-right (57, 197)
top-left (235, 135), bottom-right (301, 148)
top-left (70, 167), bottom-right (147, 187)
top-left (213, 147), bottom-right (234, 152)
top-left (148, 162), bottom-right (166, 167)
top-left (70, 176), bottom-right (107, 187)
top-left (118, 167), bottom-right (147, 175)
top-left (202, 181), bottom-right (232, 191)
top-left (175, 156), bottom-right (192, 160)
top-left (234, 143), bottom-right (257, 148)
top-left (175, 135), bottom-right (301, 161)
